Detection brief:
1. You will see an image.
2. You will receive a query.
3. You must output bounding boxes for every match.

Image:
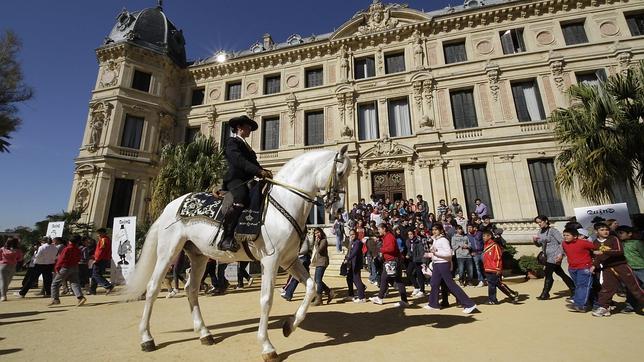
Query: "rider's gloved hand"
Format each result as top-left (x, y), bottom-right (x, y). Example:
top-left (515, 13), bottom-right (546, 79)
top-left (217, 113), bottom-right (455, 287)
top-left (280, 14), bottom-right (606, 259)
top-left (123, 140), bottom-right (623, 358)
top-left (258, 169), bottom-right (273, 179)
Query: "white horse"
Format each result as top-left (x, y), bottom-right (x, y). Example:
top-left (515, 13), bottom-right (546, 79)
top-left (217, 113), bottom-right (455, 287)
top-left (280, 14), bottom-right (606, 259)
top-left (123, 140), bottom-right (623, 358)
top-left (123, 146), bottom-right (351, 361)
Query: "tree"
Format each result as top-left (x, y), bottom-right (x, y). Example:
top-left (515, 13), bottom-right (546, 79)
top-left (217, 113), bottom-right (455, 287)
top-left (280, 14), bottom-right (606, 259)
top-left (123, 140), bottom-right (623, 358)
top-left (149, 135), bottom-right (226, 219)
top-left (0, 30), bottom-right (33, 153)
top-left (550, 62), bottom-right (644, 204)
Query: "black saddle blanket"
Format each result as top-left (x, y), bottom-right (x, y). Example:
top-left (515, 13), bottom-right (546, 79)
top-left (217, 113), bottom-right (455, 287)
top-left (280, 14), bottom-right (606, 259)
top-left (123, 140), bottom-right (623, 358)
top-left (177, 192), bottom-right (226, 223)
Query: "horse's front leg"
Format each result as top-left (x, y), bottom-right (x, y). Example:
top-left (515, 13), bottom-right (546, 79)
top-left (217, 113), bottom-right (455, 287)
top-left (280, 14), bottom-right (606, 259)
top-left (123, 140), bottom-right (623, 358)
top-left (281, 259), bottom-right (314, 338)
top-left (183, 249), bottom-right (214, 345)
top-left (258, 255), bottom-right (280, 362)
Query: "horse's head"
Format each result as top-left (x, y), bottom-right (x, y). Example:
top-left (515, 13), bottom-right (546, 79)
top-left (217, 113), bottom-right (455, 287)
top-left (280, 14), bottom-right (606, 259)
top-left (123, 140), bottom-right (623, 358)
top-left (320, 144), bottom-right (352, 215)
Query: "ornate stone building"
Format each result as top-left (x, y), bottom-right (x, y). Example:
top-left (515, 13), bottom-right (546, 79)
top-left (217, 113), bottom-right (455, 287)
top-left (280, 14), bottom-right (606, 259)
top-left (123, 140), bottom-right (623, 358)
top-left (69, 0), bottom-right (644, 241)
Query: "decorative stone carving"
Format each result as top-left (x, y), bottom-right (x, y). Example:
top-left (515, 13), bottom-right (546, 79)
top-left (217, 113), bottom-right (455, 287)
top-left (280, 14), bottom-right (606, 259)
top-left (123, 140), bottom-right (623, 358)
top-left (338, 45), bottom-right (349, 83)
top-left (498, 154), bottom-right (516, 162)
top-left (485, 62), bottom-right (500, 102)
top-left (420, 115), bottom-right (434, 128)
top-left (411, 30), bottom-right (424, 69)
top-left (373, 136), bottom-right (404, 157)
top-left (99, 60), bottom-right (120, 88)
top-left (356, 1), bottom-right (402, 35)
top-left (244, 99), bottom-right (256, 119)
top-left (475, 40), bottom-right (494, 55)
top-left (285, 93), bottom-right (297, 125)
top-left (336, 92), bottom-right (347, 125)
top-left (158, 112), bottom-right (176, 149)
top-left (548, 53), bottom-right (565, 92)
top-left (412, 80), bottom-right (423, 112)
top-left (599, 21), bottom-right (619, 36)
top-left (74, 178), bottom-right (92, 212)
top-left (208, 88), bottom-right (221, 101)
top-left (286, 75), bottom-right (299, 88)
top-left (87, 101), bottom-right (113, 152)
top-left (616, 49), bottom-right (632, 75)
top-left (536, 30), bottom-right (555, 45)
top-left (246, 82), bottom-right (258, 95)
top-left (341, 126), bottom-right (353, 138)
top-left (371, 159), bottom-right (404, 170)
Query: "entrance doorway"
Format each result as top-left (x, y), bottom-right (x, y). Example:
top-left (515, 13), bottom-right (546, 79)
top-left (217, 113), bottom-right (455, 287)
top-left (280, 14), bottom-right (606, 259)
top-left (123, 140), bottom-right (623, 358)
top-left (371, 170), bottom-right (406, 203)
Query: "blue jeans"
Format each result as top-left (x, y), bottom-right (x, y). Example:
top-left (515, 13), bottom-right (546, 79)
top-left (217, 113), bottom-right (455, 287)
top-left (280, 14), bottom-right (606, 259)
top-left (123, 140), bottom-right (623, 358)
top-left (367, 256), bottom-right (378, 283)
top-left (486, 272), bottom-right (500, 302)
top-left (314, 266), bottom-right (330, 295)
top-left (90, 259), bottom-right (112, 292)
top-left (335, 235), bottom-right (343, 252)
top-left (456, 257), bottom-right (473, 282)
top-left (472, 254), bottom-right (484, 282)
top-left (283, 254), bottom-right (311, 299)
top-left (569, 268), bottom-right (593, 307)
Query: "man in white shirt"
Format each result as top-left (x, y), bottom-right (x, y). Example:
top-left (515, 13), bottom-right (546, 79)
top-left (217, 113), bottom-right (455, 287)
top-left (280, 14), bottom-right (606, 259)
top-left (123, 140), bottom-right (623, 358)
top-left (16, 237), bottom-right (58, 298)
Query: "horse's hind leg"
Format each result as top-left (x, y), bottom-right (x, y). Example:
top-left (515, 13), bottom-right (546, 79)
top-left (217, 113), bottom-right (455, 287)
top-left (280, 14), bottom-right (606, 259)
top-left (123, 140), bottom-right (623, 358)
top-left (281, 259), bottom-right (314, 338)
top-left (258, 255), bottom-right (280, 361)
top-left (183, 243), bottom-right (214, 345)
top-left (140, 238), bottom-right (185, 351)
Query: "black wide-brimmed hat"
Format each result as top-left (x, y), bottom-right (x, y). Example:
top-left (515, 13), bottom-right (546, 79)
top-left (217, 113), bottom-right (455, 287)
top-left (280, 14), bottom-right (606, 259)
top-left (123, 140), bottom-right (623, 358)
top-left (229, 115), bottom-right (258, 131)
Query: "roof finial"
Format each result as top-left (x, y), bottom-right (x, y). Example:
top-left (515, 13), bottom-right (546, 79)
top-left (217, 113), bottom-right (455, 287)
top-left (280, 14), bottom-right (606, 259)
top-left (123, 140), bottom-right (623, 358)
top-left (157, 0), bottom-right (163, 9)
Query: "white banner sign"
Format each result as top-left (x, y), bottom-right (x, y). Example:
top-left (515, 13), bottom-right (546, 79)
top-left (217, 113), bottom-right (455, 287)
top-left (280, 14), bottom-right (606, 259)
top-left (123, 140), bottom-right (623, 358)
top-left (46, 222), bottom-right (65, 238)
top-left (111, 216), bottom-right (136, 285)
top-left (574, 202), bottom-right (631, 234)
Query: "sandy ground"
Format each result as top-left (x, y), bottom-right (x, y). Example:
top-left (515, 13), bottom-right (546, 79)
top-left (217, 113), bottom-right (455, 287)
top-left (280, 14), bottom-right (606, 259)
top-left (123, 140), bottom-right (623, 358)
top-left (0, 274), bottom-right (642, 362)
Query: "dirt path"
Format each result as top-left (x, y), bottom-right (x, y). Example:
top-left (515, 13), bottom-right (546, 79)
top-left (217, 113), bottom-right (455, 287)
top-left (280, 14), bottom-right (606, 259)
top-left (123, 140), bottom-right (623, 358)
top-left (0, 275), bottom-right (641, 361)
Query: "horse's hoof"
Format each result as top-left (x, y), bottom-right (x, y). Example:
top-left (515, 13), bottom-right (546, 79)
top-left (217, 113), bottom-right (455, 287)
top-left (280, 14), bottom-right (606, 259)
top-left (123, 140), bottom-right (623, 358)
top-left (262, 351), bottom-right (280, 362)
top-left (200, 335), bottom-right (215, 345)
top-left (282, 316), bottom-right (295, 338)
top-left (141, 340), bottom-right (156, 352)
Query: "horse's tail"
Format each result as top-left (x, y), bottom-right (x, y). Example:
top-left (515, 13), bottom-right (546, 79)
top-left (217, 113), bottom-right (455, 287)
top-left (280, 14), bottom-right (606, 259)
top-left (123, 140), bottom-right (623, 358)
top-left (121, 218), bottom-right (160, 302)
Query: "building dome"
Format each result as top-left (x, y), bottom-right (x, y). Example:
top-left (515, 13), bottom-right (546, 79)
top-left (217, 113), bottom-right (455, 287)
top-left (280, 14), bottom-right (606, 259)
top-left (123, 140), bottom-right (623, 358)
top-left (103, 5), bottom-right (186, 67)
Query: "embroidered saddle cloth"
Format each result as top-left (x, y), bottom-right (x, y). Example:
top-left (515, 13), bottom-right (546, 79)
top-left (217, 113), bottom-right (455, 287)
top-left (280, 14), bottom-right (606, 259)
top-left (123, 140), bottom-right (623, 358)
top-left (177, 192), bottom-right (229, 223)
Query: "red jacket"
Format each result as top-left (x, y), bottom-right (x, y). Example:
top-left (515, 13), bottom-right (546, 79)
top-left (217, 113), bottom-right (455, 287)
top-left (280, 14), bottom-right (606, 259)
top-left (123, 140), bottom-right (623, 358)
top-left (562, 238), bottom-right (595, 269)
top-left (55, 243), bottom-right (81, 272)
top-left (380, 232), bottom-right (400, 261)
top-left (95, 235), bottom-right (112, 261)
top-left (483, 240), bottom-right (502, 273)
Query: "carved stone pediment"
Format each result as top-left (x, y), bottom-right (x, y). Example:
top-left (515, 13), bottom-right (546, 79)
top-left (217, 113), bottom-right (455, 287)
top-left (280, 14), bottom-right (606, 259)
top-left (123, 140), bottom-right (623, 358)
top-left (331, 1), bottom-right (429, 40)
top-left (360, 136), bottom-right (416, 161)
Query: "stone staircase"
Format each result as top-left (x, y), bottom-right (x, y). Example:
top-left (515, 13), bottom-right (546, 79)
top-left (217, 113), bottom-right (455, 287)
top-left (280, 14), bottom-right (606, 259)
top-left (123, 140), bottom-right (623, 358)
top-left (326, 247), bottom-right (348, 277)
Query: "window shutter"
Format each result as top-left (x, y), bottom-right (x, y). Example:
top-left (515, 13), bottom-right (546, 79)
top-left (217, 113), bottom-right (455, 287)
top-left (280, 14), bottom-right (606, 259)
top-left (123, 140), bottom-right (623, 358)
top-left (461, 165), bottom-right (493, 217)
top-left (451, 90), bottom-right (478, 129)
top-left (305, 112), bottom-right (324, 145)
top-left (528, 159), bottom-right (565, 217)
top-left (262, 118), bottom-right (280, 150)
top-left (511, 83), bottom-right (531, 122)
top-left (121, 115), bottom-right (144, 149)
top-left (500, 30), bottom-right (515, 54)
top-left (366, 57), bottom-right (376, 77)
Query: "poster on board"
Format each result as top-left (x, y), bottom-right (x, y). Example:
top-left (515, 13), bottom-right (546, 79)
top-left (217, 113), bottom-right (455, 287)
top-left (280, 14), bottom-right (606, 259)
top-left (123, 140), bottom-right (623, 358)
top-left (574, 203), bottom-right (631, 235)
top-left (111, 216), bottom-right (136, 285)
top-left (45, 222), bottom-right (65, 238)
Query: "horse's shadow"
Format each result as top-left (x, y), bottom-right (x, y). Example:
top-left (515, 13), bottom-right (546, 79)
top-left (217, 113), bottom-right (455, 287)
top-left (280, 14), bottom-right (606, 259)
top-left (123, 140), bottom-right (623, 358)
top-left (164, 307), bottom-right (476, 358)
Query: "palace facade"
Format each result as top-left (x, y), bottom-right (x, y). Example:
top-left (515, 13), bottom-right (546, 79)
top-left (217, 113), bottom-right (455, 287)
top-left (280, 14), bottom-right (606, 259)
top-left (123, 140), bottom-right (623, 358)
top-left (68, 0), bottom-right (644, 240)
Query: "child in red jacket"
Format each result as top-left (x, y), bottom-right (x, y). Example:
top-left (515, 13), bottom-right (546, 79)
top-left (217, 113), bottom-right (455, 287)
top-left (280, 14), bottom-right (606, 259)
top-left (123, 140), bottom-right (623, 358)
top-left (50, 235), bottom-right (86, 306)
top-left (482, 231), bottom-right (519, 304)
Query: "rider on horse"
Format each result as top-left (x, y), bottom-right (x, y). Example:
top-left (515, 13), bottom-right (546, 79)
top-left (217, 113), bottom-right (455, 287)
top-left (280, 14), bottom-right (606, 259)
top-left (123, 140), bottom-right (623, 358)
top-left (219, 115), bottom-right (272, 252)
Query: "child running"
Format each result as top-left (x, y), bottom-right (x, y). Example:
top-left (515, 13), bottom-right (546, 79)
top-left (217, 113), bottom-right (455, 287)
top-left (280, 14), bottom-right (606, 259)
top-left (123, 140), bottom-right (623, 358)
top-left (482, 230), bottom-right (519, 304)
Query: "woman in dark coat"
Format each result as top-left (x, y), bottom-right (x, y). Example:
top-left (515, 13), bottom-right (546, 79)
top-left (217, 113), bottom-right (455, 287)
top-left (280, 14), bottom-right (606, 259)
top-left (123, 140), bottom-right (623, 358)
top-left (344, 229), bottom-right (366, 302)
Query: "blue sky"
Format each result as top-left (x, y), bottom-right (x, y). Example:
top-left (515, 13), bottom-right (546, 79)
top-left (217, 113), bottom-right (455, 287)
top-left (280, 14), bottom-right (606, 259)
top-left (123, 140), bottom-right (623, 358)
top-left (0, 0), bottom-right (452, 230)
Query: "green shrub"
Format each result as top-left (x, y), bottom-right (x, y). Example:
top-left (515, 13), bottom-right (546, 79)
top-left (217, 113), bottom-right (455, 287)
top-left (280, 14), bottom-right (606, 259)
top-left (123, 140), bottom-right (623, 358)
top-left (518, 255), bottom-right (544, 274)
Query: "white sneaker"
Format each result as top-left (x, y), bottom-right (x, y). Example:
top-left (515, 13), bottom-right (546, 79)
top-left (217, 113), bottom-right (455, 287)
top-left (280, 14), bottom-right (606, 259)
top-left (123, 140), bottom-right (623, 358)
top-left (0, 296), bottom-right (7, 302)
top-left (369, 296), bottom-right (383, 305)
top-left (412, 288), bottom-right (420, 295)
top-left (412, 290), bottom-right (425, 298)
top-left (353, 298), bottom-right (366, 303)
top-left (394, 301), bottom-right (409, 308)
top-left (476, 281), bottom-right (484, 288)
top-left (13, 292), bottom-right (24, 298)
top-left (247, 277), bottom-right (254, 288)
top-left (166, 289), bottom-right (178, 299)
top-left (423, 304), bottom-right (440, 311)
top-left (463, 305), bottom-right (477, 314)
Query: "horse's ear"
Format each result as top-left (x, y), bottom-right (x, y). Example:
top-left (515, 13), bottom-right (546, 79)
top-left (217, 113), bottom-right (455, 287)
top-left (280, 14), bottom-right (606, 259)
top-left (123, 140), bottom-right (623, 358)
top-left (339, 144), bottom-right (348, 156)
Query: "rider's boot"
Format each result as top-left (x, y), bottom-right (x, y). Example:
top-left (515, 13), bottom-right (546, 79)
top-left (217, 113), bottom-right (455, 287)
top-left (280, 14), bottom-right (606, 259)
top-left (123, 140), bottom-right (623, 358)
top-left (218, 205), bottom-right (243, 252)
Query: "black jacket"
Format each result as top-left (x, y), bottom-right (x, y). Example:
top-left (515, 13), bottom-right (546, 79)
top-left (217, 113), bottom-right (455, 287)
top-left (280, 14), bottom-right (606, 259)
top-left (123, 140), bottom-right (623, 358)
top-left (223, 136), bottom-right (262, 188)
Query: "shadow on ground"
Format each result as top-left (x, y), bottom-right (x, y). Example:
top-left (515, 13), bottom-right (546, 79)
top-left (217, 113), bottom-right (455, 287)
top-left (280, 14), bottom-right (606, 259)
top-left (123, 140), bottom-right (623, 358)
top-left (0, 348), bottom-right (22, 356)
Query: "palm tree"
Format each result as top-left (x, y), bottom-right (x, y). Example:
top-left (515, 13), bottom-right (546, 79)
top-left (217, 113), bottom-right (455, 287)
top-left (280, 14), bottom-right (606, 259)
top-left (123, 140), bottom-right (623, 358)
top-left (550, 62), bottom-right (644, 204)
top-left (149, 135), bottom-right (226, 219)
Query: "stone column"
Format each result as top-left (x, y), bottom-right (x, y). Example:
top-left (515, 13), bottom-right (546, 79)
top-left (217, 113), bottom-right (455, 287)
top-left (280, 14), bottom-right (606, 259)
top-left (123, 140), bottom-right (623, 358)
top-left (378, 98), bottom-right (388, 138)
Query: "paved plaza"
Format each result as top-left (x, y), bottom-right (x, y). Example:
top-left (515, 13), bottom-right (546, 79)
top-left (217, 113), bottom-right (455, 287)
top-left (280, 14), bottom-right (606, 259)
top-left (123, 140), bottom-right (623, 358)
top-left (0, 274), bottom-right (641, 361)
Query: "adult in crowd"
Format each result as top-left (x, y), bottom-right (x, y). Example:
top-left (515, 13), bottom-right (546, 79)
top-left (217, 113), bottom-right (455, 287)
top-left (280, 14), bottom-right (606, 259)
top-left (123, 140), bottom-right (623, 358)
top-left (436, 199), bottom-right (448, 216)
top-left (333, 210), bottom-right (345, 253)
top-left (424, 223), bottom-right (477, 314)
top-left (89, 228), bottom-right (114, 295)
top-left (17, 236), bottom-right (57, 298)
top-left (474, 198), bottom-right (489, 218)
top-left (449, 198), bottom-right (463, 216)
top-left (467, 224), bottom-right (485, 287)
top-left (0, 238), bottom-right (23, 301)
top-left (312, 227), bottom-right (334, 305)
top-left (533, 215), bottom-right (575, 300)
top-left (452, 225), bottom-right (473, 286)
top-left (416, 194), bottom-right (429, 221)
top-left (50, 235), bottom-right (86, 306)
top-left (370, 223), bottom-right (408, 307)
top-left (79, 237), bottom-right (92, 291)
top-left (344, 229), bottom-right (366, 302)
